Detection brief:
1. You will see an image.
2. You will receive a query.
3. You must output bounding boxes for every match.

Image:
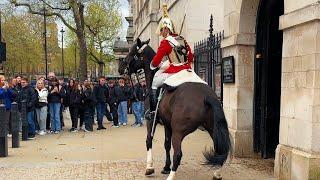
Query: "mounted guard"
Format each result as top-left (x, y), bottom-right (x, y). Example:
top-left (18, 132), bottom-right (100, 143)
top-left (146, 3), bottom-right (194, 121)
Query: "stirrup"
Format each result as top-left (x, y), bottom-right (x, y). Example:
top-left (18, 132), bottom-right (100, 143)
top-left (145, 109), bottom-right (156, 121)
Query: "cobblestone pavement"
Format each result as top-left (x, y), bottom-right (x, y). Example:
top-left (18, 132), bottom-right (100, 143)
top-left (0, 113), bottom-right (275, 180)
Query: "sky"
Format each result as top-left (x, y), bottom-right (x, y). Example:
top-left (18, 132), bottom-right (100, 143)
top-left (119, 0), bottom-right (129, 40)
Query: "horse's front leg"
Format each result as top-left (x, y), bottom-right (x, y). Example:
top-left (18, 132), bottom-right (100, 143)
top-left (145, 119), bottom-right (157, 175)
top-left (161, 125), bottom-right (172, 174)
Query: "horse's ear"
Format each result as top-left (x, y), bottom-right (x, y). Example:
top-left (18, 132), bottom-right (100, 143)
top-left (137, 38), bottom-right (142, 47)
top-left (145, 39), bottom-right (150, 45)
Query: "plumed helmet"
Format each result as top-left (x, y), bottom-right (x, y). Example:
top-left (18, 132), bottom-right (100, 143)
top-left (156, 3), bottom-right (175, 34)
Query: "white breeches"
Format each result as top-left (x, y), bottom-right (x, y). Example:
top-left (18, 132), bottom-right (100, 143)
top-left (151, 69), bottom-right (173, 90)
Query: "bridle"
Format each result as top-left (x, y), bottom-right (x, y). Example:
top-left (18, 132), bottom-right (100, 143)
top-left (124, 44), bottom-right (148, 85)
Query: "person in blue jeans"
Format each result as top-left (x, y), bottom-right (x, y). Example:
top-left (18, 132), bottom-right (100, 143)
top-left (117, 78), bottom-right (129, 126)
top-left (131, 82), bottom-right (146, 127)
top-left (48, 77), bottom-right (65, 134)
top-left (93, 76), bottom-right (108, 130)
top-left (16, 77), bottom-right (38, 140)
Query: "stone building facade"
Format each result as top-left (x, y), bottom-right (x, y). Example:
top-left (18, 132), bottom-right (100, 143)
top-left (129, 0), bottom-right (224, 50)
top-left (130, 0), bottom-right (320, 179)
top-left (112, 38), bottom-right (130, 76)
top-left (222, 0), bottom-right (320, 179)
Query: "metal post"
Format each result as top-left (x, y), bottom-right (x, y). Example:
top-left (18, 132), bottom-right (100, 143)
top-left (21, 100), bottom-right (28, 141)
top-left (0, 104), bottom-right (8, 157)
top-left (60, 27), bottom-right (65, 78)
top-left (11, 103), bottom-right (20, 148)
top-left (209, 14), bottom-right (214, 88)
top-left (0, 10), bottom-right (2, 41)
top-left (43, 6), bottom-right (48, 79)
top-left (0, 10), bottom-right (4, 75)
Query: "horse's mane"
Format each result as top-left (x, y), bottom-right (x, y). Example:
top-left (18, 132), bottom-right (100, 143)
top-left (143, 45), bottom-right (156, 65)
top-left (141, 45), bottom-right (156, 90)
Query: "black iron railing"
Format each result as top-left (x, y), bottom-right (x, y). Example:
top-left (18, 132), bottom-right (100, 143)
top-left (194, 15), bottom-right (223, 101)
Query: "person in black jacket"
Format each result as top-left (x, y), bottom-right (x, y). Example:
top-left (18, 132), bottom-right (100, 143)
top-left (17, 77), bottom-right (38, 139)
top-left (59, 78), bottom-right (67, 128)
top-left (106, 79), bottom-right (119, 128)
top-left (68, 79), bottom-right (82, 132)
top-left (48, 77), bottom-right (65, 133)
top-left (117, 78), bottom-right (130, 126)
top-left (81, 80), bottom-right (96, 132)
top-left (93, 76), bottom-right (108, 130)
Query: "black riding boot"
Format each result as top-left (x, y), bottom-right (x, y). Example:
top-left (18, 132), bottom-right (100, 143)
top-left (145, 89), bottom-right (158, 121)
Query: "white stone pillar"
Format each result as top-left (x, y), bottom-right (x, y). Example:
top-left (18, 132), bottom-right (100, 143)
top-left (274, 2), bottom-right (320, 179)
top-left (221, 0), bottom-right (259, 157)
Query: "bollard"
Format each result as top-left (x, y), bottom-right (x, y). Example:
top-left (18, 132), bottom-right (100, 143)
top-left (21, 100), bottom-right (28, 141)
top-left (11, 103), bottom-right (20, 148)
top-left (0, 104), bottom-right (8, 157)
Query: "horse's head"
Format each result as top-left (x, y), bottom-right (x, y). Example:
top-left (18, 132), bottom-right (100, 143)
top-left (118, 38), bottom-right (151, 76)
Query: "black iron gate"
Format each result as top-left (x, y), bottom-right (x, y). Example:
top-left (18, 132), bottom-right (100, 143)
top-left (194, 15), bottom-right (223, 101)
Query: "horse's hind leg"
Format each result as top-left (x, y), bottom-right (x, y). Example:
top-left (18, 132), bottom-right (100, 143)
top-left (145, 120), bottom-right (157, 175)
top-left (166, 133), bottom-right (183, 180)
top-left (161, 125), bottom-right (172, 174)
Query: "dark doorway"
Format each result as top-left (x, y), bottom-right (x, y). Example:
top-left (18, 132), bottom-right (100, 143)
top-left (253, 0), bottom-right (284, 159)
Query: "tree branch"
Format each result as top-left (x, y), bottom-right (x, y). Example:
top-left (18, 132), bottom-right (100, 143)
top-left (11, 0), bottom-right (76, 32)
top-left (40, 0), bottom-right (71, 11)
top-left (89, 51), bottom-right (105, 65)
top-left (79, 3), bottom-right (85, 30)
top-left (86, 24), bottom-right (97, 36)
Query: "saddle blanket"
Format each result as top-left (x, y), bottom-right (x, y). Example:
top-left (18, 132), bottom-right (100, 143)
top-left (163, 69), bottom-right (208, 87)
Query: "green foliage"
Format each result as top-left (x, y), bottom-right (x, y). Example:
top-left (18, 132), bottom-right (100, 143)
top-left (2, 13), bottom-right (60, 77)
top-left (85, 0), bottom-right (122, 69)
top-left (5, 0), bottom-right (123, 78)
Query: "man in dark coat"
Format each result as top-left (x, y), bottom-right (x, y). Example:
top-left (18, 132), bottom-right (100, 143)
top-left (107, 79), bottom-right (119, 128)
top-left (16, 77), bottom-right (38, 139)
top-left (93, 76), bottom-right (108, 130)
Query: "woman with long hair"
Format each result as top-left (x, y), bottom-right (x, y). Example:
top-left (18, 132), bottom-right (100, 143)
top-left (81, 80), bottom-right (96, 132)
top-left (35, 79), bottom-right (48, 135)
top-left (47, 77), bottom-right (65, 133)
top-left (68, 79), bottom-right (82, 132)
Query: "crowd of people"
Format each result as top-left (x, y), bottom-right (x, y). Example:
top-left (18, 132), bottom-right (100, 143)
top-left (0, 72), bottom-right (147, 140)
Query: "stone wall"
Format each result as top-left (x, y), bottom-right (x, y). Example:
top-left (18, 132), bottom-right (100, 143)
top-left (223, 0), bottom-right (320, 179)
top-left (222, 0), bottom-right (259, 157)
top-left (274, 2), bottom-right (320, 179)
top-left (131, 0), bottom-right (224, 50)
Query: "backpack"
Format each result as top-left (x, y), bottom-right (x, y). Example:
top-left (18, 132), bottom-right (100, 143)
top-left (167, 35), bottom-right (189, 64)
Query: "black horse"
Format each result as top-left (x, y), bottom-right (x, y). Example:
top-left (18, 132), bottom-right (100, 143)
top-left (118, 38), bottom-right (231, 180)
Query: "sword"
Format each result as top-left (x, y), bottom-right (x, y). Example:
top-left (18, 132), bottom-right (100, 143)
top-left (179, 14), bottom-right (186, 36)
top-left (151, 88), bottom-right (164, 137)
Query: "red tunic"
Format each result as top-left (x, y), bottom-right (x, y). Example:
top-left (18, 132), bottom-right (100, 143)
top-left (151, 36), bottom-right (194, 74)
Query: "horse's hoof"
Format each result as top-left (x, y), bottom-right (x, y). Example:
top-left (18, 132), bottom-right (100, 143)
top-left (145, 168), bottom-right (155, 176)
top-left (212, 176), bottom-right (222, 180)
top-left (161, 168), bottom-right (171, 174)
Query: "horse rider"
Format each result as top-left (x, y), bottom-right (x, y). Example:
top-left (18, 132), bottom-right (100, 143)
top-left (145, 4), bottom-right (194, 121)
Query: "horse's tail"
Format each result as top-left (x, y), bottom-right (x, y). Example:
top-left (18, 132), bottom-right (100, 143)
top-left (203, 96), bottom-right (231, 166)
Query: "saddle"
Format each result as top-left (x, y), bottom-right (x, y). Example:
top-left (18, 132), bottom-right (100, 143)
top-left (162, 69), bottom-right (207, 91)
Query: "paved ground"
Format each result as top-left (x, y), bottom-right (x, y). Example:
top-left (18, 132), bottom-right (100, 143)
top-left (0, 112), bottom-right (275, 180)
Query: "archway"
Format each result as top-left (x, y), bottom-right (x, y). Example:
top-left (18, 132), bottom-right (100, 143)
top-left (253, 0), bottom-right (284, 158)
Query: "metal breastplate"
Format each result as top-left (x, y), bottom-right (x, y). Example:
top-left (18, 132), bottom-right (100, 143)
top-left (167, 36), bottom-right (188, 65)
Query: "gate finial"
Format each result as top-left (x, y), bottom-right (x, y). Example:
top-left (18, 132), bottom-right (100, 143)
top-left (209, 14), bottom-right (214, 41)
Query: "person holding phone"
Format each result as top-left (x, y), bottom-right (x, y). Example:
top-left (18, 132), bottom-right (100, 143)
top-left (0, 75), bottom-right (15, 137)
